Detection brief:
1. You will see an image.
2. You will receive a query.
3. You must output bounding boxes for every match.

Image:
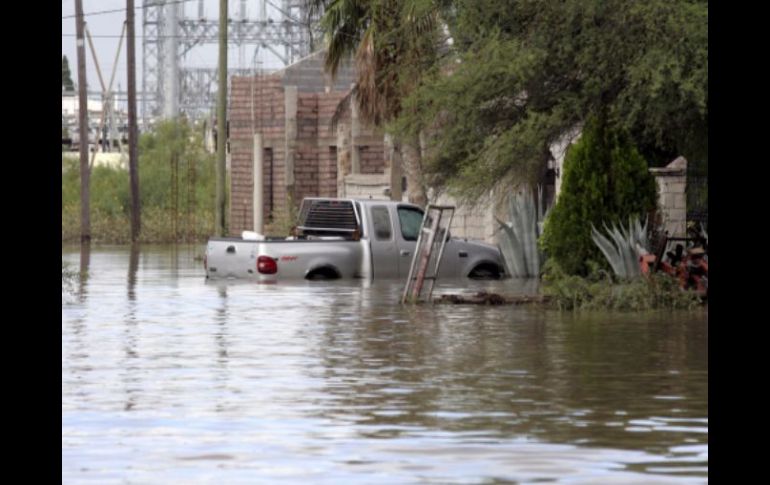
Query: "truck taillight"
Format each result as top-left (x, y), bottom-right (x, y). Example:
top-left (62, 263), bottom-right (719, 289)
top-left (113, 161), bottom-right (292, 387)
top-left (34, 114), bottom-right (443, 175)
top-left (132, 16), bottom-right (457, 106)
top-left (257, 255), bottom-right (278, 274)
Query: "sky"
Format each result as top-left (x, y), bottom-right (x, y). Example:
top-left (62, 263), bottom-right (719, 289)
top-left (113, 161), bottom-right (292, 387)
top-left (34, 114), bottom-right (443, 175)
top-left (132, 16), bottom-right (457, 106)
top-left (62, 0), bottom-right (290, 110)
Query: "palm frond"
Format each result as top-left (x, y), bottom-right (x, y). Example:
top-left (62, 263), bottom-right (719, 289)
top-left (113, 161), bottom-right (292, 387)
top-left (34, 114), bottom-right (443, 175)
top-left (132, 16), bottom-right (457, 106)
top-left (329, 86), bottom-right (357, 134)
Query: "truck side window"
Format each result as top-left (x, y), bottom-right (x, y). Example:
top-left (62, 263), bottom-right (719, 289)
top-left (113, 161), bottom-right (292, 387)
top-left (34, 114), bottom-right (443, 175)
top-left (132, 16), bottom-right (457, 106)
top-left (398, 207), bottom-right (424, 241)
top-left (371, 206), bottom-right (392, 240)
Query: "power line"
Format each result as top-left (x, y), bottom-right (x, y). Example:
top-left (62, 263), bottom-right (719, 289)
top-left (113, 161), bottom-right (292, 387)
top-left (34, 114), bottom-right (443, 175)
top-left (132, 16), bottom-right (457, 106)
top-left (62, 0), bottom-right (193, 20)
top-left (63, 33), bottom-right (306, 39)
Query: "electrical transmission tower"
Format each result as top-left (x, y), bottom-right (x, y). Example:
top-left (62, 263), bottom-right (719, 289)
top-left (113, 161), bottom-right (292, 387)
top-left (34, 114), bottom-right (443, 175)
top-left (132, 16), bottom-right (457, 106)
top-left (142, 0), bottom-right (317, 125)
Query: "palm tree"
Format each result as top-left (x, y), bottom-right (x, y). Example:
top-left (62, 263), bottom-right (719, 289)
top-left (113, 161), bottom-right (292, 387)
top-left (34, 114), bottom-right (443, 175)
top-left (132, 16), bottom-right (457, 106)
top-left (308, 0), bottom-right (442, 207)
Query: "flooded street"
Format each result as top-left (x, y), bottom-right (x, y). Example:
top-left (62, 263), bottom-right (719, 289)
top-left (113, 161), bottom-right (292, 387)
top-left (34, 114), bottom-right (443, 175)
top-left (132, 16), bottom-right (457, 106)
top-left (62, 245), bottom-right (707, 484)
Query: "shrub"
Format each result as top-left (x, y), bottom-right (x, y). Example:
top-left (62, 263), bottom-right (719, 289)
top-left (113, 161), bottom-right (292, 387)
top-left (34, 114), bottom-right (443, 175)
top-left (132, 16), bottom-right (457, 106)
top-left (540, 116), bottom-right (658, 276)
top-left (541, 260), bottom-right (702, 311)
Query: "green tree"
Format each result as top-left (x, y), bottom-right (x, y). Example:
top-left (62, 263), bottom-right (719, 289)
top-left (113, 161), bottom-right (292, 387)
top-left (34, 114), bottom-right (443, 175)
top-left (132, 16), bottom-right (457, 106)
top-left (62, 55), bottom-right (75, 91)
top-left (394, 0), bottom-right (707, 198)
top-left (540, 116), bottom-right (658, 276)
top-left (138, 119), bottom-right (216, 213)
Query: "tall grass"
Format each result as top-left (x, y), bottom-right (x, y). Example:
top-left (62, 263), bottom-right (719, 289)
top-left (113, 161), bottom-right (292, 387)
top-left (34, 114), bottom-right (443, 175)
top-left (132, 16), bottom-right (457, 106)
top-left (62, 120), bottom-right (217, 243)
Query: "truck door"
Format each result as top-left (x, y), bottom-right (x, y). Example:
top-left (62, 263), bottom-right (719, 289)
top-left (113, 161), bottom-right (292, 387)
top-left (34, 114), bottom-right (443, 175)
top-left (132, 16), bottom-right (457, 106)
top-left (369, 205), bottom-right (399, 278)
top-left (395, 206), bottom-right (424, 277)
top-left (396, 205), bottom-right (461, 278)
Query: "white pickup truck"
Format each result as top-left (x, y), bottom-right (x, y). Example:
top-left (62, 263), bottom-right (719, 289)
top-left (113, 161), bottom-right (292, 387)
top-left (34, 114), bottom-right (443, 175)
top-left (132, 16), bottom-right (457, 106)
top-left (204, 198), bottom-right (506, 281)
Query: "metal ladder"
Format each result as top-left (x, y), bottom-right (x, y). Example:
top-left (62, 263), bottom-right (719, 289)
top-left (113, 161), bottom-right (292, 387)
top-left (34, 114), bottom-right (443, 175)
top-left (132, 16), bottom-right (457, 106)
top-left (401, 205), bottom-right (455, 304)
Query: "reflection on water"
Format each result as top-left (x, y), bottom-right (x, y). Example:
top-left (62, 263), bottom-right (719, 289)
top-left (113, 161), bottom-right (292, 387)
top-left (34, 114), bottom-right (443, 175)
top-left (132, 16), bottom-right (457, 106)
top-left (62, 245), bottom-right (707, 484)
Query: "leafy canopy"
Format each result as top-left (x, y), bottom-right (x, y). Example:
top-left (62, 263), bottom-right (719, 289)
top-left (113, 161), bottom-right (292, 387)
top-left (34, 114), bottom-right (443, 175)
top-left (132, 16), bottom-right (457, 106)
top-left (392, 0), bottom-right (707, 198)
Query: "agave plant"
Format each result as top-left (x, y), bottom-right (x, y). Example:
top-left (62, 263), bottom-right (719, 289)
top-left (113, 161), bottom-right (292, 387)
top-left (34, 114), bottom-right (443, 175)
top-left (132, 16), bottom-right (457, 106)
top-left (496, 186), bottom-right (547, 278)
top-left (590, 217), bottom-right (649, 279)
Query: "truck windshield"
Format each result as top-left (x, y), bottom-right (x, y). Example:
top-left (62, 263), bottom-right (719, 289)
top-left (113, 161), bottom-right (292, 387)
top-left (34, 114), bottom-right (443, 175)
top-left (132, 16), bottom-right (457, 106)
top-left (397, 207), bottom-right (424, 241)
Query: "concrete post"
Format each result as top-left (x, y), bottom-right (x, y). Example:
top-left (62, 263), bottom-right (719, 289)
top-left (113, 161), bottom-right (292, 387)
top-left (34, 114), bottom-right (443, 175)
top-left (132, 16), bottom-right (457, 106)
top-left (253, 133), bottom-right (264, 233)
top-left (284, 85), bottom-right (298, 204)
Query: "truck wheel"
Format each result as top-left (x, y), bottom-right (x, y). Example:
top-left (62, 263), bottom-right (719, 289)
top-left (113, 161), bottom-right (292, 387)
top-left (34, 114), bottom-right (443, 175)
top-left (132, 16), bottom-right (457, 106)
top-left (468, 264), bottom-right (502, 280)
top-left (306, 267), bottom-right (341, 280)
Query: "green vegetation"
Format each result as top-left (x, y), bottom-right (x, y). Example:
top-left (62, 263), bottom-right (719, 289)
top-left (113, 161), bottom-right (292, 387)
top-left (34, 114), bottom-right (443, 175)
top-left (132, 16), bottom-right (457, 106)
top-left (540, 117), bottom-right (658, 276)
top-left (497, 187), bottom-right (547, 278)
top-left (541, 260), bottom-right (702, 311)
top-left (62, 120), bottom-right (216, 243)
top-left (62, 55), bottom-right (75, 91)
top-left (387, 0), bottom-right (707, 198)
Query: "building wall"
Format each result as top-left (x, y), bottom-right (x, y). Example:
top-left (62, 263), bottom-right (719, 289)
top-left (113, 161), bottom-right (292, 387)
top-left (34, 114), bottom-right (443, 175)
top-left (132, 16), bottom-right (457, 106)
top-left (228, 51), bottom-right (508, 246)
top-left (433, 192), bottom-right (501, 245)
top-left (359, 146), bottom-right (385, 174)
top-left (227, 51), bottom-right (385, 236)
top-left (550, 125), bottom-right (582, 202)
top-left (229, 74), bottom-right (285, 235)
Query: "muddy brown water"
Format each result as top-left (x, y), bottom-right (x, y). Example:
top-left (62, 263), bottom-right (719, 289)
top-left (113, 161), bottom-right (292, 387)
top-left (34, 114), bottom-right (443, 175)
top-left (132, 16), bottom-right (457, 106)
top-left (62, 245), bottom-right (707, 484)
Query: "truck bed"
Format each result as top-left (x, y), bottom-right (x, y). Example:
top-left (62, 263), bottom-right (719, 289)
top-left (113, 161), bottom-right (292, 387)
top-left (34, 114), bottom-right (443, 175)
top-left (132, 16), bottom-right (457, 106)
top-left (205, 237), bottom-right (368, 280)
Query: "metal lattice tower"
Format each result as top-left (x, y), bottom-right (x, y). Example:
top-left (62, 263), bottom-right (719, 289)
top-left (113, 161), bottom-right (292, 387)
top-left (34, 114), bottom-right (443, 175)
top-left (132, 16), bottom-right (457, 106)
top-left (142, 0), bottom-right (318, 126)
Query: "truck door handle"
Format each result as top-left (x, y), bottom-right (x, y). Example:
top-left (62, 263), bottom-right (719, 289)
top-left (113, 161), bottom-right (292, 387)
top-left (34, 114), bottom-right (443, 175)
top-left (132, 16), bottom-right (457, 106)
top-left (400, 250), bottom-right (410, 256)
top-left (459, 251), bottom-right (468, 258)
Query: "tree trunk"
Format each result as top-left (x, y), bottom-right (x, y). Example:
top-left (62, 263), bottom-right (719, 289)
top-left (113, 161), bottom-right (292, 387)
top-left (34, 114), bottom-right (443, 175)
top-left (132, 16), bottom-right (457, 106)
top-left (400, 135), bottom-right (427, 207)
top-left (384, 133), bottom-right (402, 201)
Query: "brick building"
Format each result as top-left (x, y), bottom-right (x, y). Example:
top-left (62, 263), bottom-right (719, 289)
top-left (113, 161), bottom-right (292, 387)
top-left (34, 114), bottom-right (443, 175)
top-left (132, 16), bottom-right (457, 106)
top-left (227, 51), bottom-right (392, 236)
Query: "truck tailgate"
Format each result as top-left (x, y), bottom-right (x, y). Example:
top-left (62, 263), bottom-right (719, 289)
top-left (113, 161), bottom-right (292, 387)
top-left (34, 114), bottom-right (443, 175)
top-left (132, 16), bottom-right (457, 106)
top-left (206, 239), bottom-right (257, 278)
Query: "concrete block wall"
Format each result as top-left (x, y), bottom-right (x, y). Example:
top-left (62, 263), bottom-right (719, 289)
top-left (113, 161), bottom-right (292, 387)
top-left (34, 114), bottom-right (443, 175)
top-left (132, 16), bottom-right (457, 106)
top-left (344, 173), bottom-right (391, 200)
top-left (433, 192), bottom-right (499, 245)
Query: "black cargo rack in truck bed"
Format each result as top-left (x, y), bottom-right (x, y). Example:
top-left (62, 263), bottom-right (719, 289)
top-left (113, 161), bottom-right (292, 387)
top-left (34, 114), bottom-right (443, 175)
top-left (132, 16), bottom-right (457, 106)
top-left (297, 198), bottom-right (362, 237)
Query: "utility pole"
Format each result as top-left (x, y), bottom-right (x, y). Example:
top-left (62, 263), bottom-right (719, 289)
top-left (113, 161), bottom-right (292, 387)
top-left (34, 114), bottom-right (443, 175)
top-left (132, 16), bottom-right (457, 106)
top-left (75, 0), bottom-right (90, 243)
top-left (215, 0), bottom-right (228, 236)
top-left (127, 0), bottom-right (141, 241)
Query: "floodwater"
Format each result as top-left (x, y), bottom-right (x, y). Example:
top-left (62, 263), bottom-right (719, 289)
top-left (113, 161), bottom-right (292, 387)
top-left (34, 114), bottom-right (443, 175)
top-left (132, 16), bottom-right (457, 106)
top-left (62, 245), bottom-right (708, 484)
